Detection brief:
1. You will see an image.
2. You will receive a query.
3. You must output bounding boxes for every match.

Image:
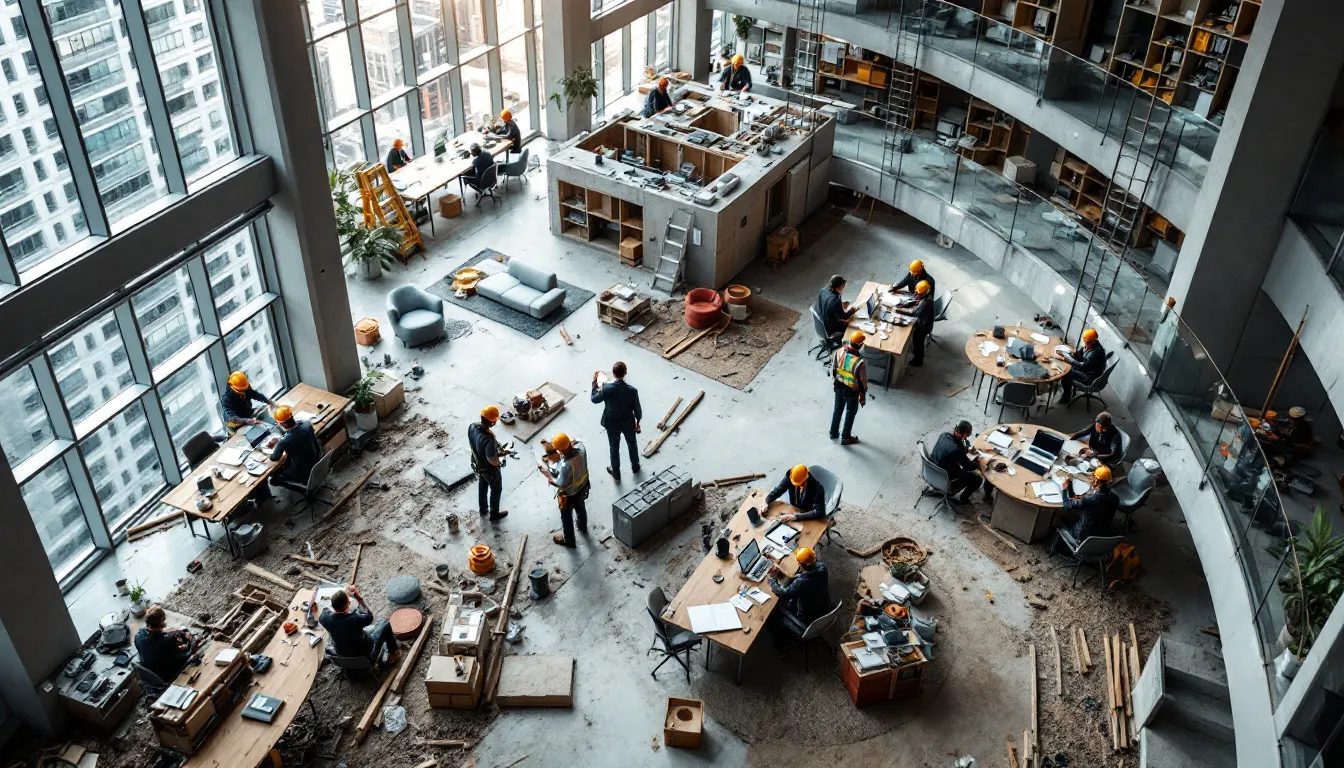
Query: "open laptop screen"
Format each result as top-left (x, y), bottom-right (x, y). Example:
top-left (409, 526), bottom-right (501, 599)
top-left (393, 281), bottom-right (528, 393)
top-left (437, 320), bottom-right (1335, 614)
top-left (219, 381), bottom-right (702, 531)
top-left (1031, 431), bottom-right (1065, 457)
top-left (737, 538), bottom-right (760, 574)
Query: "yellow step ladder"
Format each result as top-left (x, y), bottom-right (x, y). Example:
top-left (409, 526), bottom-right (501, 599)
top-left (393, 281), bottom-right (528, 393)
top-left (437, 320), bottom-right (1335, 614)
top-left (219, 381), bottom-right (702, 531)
top-left (352, 162), bottom-right (424, 262)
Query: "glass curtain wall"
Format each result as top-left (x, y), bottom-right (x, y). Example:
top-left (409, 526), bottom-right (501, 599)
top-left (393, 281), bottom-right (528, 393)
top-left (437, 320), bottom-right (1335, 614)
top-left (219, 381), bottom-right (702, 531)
top-left (591, 1), bottom-right (672, 119)
top-left (303, 0), bottom-right (544, 169)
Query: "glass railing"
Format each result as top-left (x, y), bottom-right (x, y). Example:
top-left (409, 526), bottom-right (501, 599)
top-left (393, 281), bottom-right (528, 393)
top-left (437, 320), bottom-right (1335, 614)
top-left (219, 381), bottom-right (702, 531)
top-left (833, 126), bottom-right (1308, 711)
top-left (811, 0), bottom-right (1221, 190)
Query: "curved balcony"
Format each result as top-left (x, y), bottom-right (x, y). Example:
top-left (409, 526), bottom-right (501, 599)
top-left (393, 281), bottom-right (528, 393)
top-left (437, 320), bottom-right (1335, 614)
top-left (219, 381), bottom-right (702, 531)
top-left (826, 127), bottom-right (1314, 764)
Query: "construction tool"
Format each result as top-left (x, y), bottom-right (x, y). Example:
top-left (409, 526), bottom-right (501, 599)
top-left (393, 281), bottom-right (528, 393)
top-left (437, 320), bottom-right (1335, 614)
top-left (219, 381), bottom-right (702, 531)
top-left (353, 162), bottom-right (424, 262)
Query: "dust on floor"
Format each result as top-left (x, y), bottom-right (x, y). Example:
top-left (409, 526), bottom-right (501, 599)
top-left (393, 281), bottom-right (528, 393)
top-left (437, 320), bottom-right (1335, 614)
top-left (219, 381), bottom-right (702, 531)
top-left (624, 297), bottom-right (799, 391)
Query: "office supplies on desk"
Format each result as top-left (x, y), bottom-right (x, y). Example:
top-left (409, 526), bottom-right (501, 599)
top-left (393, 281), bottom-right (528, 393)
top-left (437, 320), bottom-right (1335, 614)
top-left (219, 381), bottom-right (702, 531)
top-left (853, 292), bottom-right (879, 320)
top-left (241, 692), bottom-right (283, 723)
top-left (1030, 332), bottom-right (1050, 344)
top-left (736, 539), bottom-right (771, 582)
top-left (746, 587), bottom-right (770, 604)
top-left (1062, 439), bottom-right (1085, 457)
top-left (730, 594), bottom-right (754, 613)
top-left (851, 647), bottom-right (888, 671)
top-left (763, 521), bottom-right (800, 549)
top-left (687, 603), bottom-right (743, 633)
top-left (986, 431), bottom-right (1014, 450)
top-left (155, 685), bottom-right (199, 710)
top-left (216, 447), bottom-right (248, 466)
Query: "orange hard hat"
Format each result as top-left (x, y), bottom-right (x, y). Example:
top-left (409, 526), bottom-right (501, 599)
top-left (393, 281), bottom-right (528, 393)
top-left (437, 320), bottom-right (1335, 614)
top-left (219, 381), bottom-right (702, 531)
top-left (909, 259), bottom-right (924, 273)
top-left (273, 405), bottom-right (293, 423)
top-left (551, 432), bottom-right (572, 453)
top-left (850, 330), bottom-right (867, 345)
top-left (795, 546), bottom-right (817, 567)
top-left (500, 109), bottom-right (512, 121)
top-left (1082, 328), bottom-right (1099, 343)
top-left (1094, 465), bottom-right (1113, 483)
top-left (916, 280), bottom-right (931, 295)
top-left (393, 138), bottom-right (403, 148)
top-left (481, 405), bottom-right (500, 423)
top-left (658, 77), bottom-right (669, 89)
top-left (732, 54), bottom-right (744, 67)
top-left (789, 464), bottom-right (810, 486)
top-left (228, 371), bottom-right (249, 392)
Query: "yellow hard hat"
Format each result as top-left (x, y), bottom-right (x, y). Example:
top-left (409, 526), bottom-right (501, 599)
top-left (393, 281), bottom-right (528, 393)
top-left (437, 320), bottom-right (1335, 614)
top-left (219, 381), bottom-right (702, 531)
top-left (909, 259), bottom-right (924, 273)
top-left (481, 405), bottom-right (500, 423)
top-left (1082, 328), bottom-right (1099, 343)
top-left (1094, 465), bottom-right (1113, 483)
top-left (850, 330), bottom-right (867, 345)
top-left (732, 54), bottom-right (744, 67)
top-left (658, 77), bottom-right (669, 89)
top-left (551, 432), bottom-right (572, 453)
top-left (500, 109), bottom-right (512, 121)
top-left (789, 464), bottom-right (810, 486)
top-left (795, 546), bottom-right (817, 567)
top-left (228, 371), bottom-right (249, 392)
top-left (273, 405), bottom-right (293, 423)
top-left (916, 280), bottom-right (931, 295)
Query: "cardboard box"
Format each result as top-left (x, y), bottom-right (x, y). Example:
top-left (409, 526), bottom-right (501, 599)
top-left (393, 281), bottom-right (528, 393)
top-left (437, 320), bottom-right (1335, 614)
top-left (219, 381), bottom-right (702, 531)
top-left (438, 604), bottom-right (485, 658)
top-left (369, 373), bottom-right (405, 419)
top-left (439, 193), bottom-right (463, 218)
top-left (619, 237), bottom-right (643, 262)
top-left (354, 317), bottom-right (380, 346)
top-left (1002, 156), bottom-right (1037, 185)
top-left (663, 697), bottom-right (704, 748)
top-left (426, 655), bottom-right (482, 709)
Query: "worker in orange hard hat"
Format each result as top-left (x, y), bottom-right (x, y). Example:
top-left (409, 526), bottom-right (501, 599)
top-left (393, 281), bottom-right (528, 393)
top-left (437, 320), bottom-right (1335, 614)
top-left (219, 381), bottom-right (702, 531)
top-left (1056, 464), bottom-right (1120, 548)
top-left (468, 406), bottom-right (509, 522)
top-left (490, 108), bottom-right (522, 154)
top-left (538, 432), bottom-right (589, 548)
top-left (268, 404), bottom-right (322, 489)
top-left (385, 138), bottom-right (411, 172)
top-left (891, 258), bottom-right (935, 297)
top-left (642, 76), bottom-right (677, 117)
top-left (895, 279), bottom-right (937, 367)
top-left (767, 544), bottom-right (831, 647)
top-left (1058, 327), bottom-right (1108, 405)
top-left (765, 464), bottom-right (827, 521)
top-left (221, 370), bottom-right (275, 433)
top-left (718, 52), bottom-right (752, 93)
top-left (831, 331), bottom-right (869, 445)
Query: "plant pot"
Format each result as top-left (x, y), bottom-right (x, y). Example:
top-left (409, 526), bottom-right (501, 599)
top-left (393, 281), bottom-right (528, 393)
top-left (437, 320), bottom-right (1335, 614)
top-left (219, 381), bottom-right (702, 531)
top-left (130, 602), bottom-right (147, 619)
top-left (354, 406), bottom-right (378, 432)
top-left (360, 258), bottom-right (383, 280)
top-left (1275, 647), bottom-right (1301, 697)
top-left (115, 578), bottom-right (129, 596)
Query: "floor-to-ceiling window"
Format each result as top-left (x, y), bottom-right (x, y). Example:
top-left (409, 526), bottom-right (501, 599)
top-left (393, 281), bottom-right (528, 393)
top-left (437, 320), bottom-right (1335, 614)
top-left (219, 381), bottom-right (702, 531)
top-left (303, 0), bottom-right (544, 168)
top-left (591, 1), bottom-right (672, 119)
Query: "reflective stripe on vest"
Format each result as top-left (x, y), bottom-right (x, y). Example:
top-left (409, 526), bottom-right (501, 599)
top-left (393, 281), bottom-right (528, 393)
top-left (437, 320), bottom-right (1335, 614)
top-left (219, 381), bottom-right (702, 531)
top-left (560, 445), bottom-right (589, 496)
top-left (834, 349), bottom-right (862, 389)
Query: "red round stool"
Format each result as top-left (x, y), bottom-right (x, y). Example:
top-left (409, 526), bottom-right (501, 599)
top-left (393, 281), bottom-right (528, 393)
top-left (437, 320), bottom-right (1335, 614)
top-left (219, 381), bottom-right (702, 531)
top-left (388, 607), bottom-right (424, 641)
top-left (684, 288), bottom-right (724, 329)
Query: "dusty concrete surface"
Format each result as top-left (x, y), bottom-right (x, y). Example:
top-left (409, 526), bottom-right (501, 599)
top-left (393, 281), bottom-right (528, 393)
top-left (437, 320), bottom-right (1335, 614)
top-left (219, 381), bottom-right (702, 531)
top-left (52, 138), bottom-right (1221, 768)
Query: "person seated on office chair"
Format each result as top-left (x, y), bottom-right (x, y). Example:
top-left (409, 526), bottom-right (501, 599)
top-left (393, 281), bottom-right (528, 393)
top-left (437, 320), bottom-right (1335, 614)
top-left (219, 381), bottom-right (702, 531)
top-left (1059, 465), bottom-right (1119, 541)
top-left (765, 464), bottom-right (826, 522)
top-left (890, 259), bottom-right (935, 297)
top-left (816, 274), bottom-right (858, 340)
top-left (385, 138), bottom-right (411, 172)
top-left (642, 77), bottom-right (676, 118)
top-left (221, 370), bottom-right (275, 434)
top-left (894, 280), bottom-right (935, 367)
top-left (1058, 328), bottom-right (1107, 402)
top-left (718, 54), bottom-right (752, 93)
top-left (319, 587), bottom-right (400, 666)
top-left (490, 109), bottom-right (522, 154)
top-left (135, 605), bottom-right (193, 684)
top-left (465, 144), bottom-right (495, 192)
top-left (268, 405), bottom-right (321, 487)
top-left (931, 420), bottom-right (990, 504)
top-left (766, 546), bottom-right (829, 646)
top-left (1070, 411), bottom-right (1122, 467)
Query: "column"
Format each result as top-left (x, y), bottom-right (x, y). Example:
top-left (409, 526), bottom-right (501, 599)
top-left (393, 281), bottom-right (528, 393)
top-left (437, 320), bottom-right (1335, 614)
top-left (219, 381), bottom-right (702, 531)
top-left (222, 0), bottom-right (362, 393)
top-left (675, 0), bottom-right (713, 81)
top-left (540, 0), bottom-right (596, 142)
top-left (1166, 0), bottom-right (1344, 367)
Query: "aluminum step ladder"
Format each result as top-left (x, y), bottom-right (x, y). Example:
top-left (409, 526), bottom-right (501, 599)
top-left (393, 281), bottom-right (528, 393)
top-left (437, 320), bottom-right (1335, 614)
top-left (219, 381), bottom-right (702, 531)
top-left (786, 0), bottom-right (827, 137)
top-left (651, 210), bottom-right (692, 295)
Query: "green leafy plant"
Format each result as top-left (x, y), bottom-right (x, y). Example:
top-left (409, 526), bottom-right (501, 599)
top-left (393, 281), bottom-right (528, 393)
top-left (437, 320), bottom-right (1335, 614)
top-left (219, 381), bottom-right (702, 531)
top-left (348, 370), bottom-right (384, 413)
top-left (548, 67), bottom-right (599, 114)
top-left (128, 580), bottom-right (148, 606)
top-left (329, 169), bottom-right (361, 241)
top-left (344, 225), bottom-right (402, 272)
top-left (889, 561), bottom-right (915, 580)
top-left (733, 15), bottom-right (756, 40)
top-left (1272, 506), bottom-right (1344, 656)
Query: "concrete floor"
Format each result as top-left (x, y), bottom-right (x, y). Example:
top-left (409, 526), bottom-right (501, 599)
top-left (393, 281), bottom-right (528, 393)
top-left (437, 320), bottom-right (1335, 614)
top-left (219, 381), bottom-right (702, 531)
top-left (66, 138), bottom-right (1221, 766)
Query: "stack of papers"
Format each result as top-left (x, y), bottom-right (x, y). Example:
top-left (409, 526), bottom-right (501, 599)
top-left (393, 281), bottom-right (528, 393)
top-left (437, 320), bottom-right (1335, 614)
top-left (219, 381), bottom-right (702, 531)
top-left (986, 431), bottom-right (1014, 450)
top-left (155, 685), bottom-right (199, 710)
top-left (851, 647), bottom-right (888, 671)
top-left (978, 341), bottom-right (1000, 356)
top-left (862, 631), bottom-right (887, 650)
top-left (1030, 481), bottom-right (1064, 504)
top-left (745, 587), bottom-right (770, 605)
top-left (688, 603), bottom-right (744, 633)
top-left (1062, 439), bottom-right (1085, 457)
top-left (729, 594), bottom-right (755, 613)
top-left (216, 447), bottom-right (249, 466)
top-left (1030, 332), bottom-right (1051, 344)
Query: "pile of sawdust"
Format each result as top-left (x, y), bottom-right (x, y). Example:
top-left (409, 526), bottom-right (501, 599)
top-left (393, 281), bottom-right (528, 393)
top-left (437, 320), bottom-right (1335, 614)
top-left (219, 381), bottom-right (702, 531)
top-left (624, 297), bottom-right (798, 390)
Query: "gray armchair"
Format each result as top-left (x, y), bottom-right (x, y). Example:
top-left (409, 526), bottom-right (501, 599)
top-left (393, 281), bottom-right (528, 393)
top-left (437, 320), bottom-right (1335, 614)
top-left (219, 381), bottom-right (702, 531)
top-left (500, 148), bottom-right (530, 191)
top-left (386, 285), bottom-right (446, 347)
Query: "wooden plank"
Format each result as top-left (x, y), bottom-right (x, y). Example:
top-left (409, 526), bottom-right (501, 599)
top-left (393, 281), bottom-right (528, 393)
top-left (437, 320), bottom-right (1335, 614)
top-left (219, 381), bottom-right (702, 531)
top-left (322, 463), bottom-right (381, 520)
top-left (1071, 624), bottom-right (1083, 675)
top-left (656, 397), bottom-right (682, 430)
top-left (663, 317), bottom-right (728, 360)
top-left (1129, 645), bottom-right (1141, 698)
top-left (128, 517), bottom-right (183, 541)
top-left (298, 568), bottom-right (328, 583)
top-left (980, 520), bottom-right (1020, 551)
top-left (423, 581), bottom-right (453, 597)
top-left (354, 670), bottom-right (396, 744)
top-left (484, 536), bottom-right (528, 704)
top-left (559, 327), bottom-right (573, 346)
top-left (642, 390), bottom-right (704, 458)
top-left (1050, 625), bottom-right (1063, 695)
top-left (1121, 641), bottom-right (1132, 717)
top-left (287, 554), bottom-right (337, 568)
top-left (128, 510), bottom-right (185, 535)
top-left (1079, 627), bottom-right (1093, 669)
top-left (1022, 730), bottom-right (1030, 768)
top-left (1103, 635), bottom-right (1115, 711)
top-left (421, 739), bottom-right (467, 747)
top-left (391, 614), bottom-right (434, 694)
top-left (709, 473), bottom-right (765, 487)
top-left (1029, 643), bottom-right (1038, 751)
top-left (1007, 738), bottom-right (1019, 768)
top-left (349, 543), bottom-right (365, 585)
top-left (244, 564), bottom-right (296, 591)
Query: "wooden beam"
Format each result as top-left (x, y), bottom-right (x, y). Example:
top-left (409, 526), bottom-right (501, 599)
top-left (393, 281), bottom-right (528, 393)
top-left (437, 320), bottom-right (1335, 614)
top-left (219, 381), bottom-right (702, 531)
top-left (1029, 643), bottom-right (1038, 751)
top-left (128, 517), bottom-right (183, 541)
top-left (243, 563), bottom-right (296, 591)
top-left (641, 390), bottom-right (704, 458)
top-left (1050, 625), bottom-right (1062, 696)
top-left (1071, 624), bottom-right (1083, 675)
top-left (1007, 738), bottom-right (1019, 768)
top-left (1079, 627), bottom-right (1093, 670)
top-left (286, 554), bottom-right (337, 568)
top-left (323, 463), bottom-right (380, 520)
top-left (354, 670), bottom-right (397, 744)
top-left (656, 397), bottom-right (682, 430)
top-left (559, 327), bottom-right (572, 346)
top-left (662, 317), bottom-right (726, 360)
top-left (709, 473), bottom-right (765, 487)
top-left (128, 510), bottom-right (185, 535)
top-left (298, 568), bottom-right (329, 583)
top-left (484, 536), bottom-right (527, 704)
top-left (391, 614), bottom-right (434, 694)
top-left (421, 739), bottom-right (467, 748)
top-left (349, 543), bottom-right (365, 585)
top-left (980, 519), bottom-right (1019, 551)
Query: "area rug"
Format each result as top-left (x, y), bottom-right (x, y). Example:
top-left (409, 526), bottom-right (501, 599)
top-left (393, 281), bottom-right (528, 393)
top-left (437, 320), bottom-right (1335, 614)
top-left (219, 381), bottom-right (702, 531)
top-left (624, 296), bottom-right (799, 390)
top-left (426, 249), bottom-right (595, 339)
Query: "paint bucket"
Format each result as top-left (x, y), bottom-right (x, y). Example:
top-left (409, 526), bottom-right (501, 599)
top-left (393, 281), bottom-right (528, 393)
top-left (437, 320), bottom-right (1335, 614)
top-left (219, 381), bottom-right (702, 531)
top-left (468, 545), bottom-right (495, 574)
top-left (446, 513), bottom-right (459, 534)
top-left (528, 568), bottom-right (550, 600)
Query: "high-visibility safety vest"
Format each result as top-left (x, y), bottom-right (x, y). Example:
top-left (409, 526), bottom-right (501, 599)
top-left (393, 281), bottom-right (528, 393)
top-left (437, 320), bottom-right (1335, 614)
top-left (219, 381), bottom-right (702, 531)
top-left (834, 347), bottom-right (863, 390)
top-left (558, 443), bottom-right (589, 497)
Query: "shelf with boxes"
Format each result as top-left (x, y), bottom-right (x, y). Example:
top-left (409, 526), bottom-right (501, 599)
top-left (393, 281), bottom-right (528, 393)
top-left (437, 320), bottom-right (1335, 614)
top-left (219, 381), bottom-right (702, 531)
top-left (983, 0), bottom-right (1093, 53)
top-left (959, 99), bottom-right (1032, 171)
top-left (557, 180), bottom-right (645, 260)
top-left (1046, 148), bottom-right (1185, 254)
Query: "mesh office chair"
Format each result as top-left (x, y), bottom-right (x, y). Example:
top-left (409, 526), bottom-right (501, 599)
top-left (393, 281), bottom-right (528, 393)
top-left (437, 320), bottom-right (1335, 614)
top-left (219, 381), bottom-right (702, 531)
top-left (915, 440), bottom-right (954, 520)
top-left (806, 464), bottom-right (844, 546)
top-left (1052, 530), bottom-right (1125, 590)
top-left (276, 451), bottom-right (334, 521)
top-left (645, 586), bottom-right (701, 682)
top-left (324, 646), bottom-right (378, 682)
top-left (135, 664), bottom-right (169, 700)
top-left (1066, 360), bottom-right (1118, 410)
top-left (994, 381), bottom-right (1038, 421)
top-left (777, 601), bottom-right (843, 672)
top-left (808, 307), bottom-right (843, 366)
top-left (927, 290), bottom-right (955, 346)
top-left (859, 343), bottom-right (892, 390)
top-left (469, 163), bottom-right (501, 206)
top-left (1113, 427), bottom-right (1132, 467)
top-left (1113, 463), bottom-right (1156, 531)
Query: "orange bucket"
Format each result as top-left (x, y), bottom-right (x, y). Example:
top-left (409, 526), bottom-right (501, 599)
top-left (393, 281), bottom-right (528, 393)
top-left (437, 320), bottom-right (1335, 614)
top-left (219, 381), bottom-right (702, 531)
top-left (468, 545), bottom-right (495, 574)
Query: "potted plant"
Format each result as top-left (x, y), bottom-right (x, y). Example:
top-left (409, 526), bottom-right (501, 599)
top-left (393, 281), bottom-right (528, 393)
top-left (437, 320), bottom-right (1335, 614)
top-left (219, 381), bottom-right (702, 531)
top-left (549, 67), bottom-right (600, 114)
top-left (345, 225), bottom-right (402, 280)
top-left (329, 169), bottom-right (361, 244)
top-left (733, 15), bottom-right (756, 40)
top-left (1272, 505), bottom-right (1344, 659)
top-left (128, 581), bottom-right (149, 618)
top-left (349, 370), bottom-right (384, 432)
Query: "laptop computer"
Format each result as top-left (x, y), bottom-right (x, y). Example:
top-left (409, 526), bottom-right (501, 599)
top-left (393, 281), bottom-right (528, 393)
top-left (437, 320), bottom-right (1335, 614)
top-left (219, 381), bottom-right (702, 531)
top-left (736, 539), bottom-right (772, 582)
top-left (852, 292), bottom-right (879, 320)
top-left (244, 424), bottom-right (273, 448)
top-left (1013, 431), bottom-right (1065, 475)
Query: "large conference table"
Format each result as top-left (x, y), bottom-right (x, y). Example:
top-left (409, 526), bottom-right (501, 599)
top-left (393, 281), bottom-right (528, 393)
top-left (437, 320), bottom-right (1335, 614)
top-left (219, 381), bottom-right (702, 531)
top-left (665, 488), bottom-right (828, 683)
top-left (964, 325), bottom-right (1071, 414)
top-left (844, 280), bottom-right (916, 388)
top-left (390, 130), bottom-right (513, 235)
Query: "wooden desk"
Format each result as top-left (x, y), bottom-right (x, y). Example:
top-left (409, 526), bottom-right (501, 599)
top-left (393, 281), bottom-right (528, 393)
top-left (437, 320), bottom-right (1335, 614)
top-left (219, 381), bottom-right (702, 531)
top-left (163, 383), bottom-right (350, 554)
top-left (845, 281), bottom-right (915, 388)
top-left (183, 590), bottom-right (326, 768)
top-left (665, 488), bottom-right (828, 683)
top-left (964, 326), bottom-right (1070, 415)
top-left (974, 423), bottom-right (1088, 543)
top-left (392, 131), bottom-right (512, 235)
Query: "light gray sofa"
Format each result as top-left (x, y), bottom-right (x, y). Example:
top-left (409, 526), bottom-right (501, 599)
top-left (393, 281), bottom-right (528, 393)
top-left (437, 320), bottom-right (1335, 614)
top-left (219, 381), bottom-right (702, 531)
top-left (386, 285), bottom-right (446, 347)
top-left (476, 259), bottom-right (567, 319)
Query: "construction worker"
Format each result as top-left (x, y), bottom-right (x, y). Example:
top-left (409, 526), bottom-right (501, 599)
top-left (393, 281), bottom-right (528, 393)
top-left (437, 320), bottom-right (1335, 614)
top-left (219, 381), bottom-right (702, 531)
top-left (1058, 328), bottom-right (1107, 403)
top-left (891, 259), bottom-right (935, 296)
top-left (539, 433), bottom-right (589, 548)
top-left (386, 138), bottom-right (411, 172)
top-left (491, 109), bottom-right (522, 154)
top-left (221, 371), bottom-right (275, 433)
top-left (468, 406), bottom-right (509, 522)
top-left (765, 465), bottom-right (826, 521)
top-left (895, 280), bottom-right (935, 367)
top-left (767, 546), bottom-right (830, 644)
top-left (831, 331), bottom-right (868, 445)
top-left (1061, 465), bottom-right (1119, 541)
top-left (932, 420), bottom-right (988, 504)
top-left (643, 77), bottom-right (676, 117)
top-left (816, 274), bottom-right (858, 341)
top-left (1070, 411), bottom-right (1122, 467)
top-left (718, 53), bottom-right (752, 93)
top-left (591, 361), bottom-right (642, 482)
top-left (268, 406), bottom-right (321, 487)
top-left (318, 587), bottom-right (400, 667)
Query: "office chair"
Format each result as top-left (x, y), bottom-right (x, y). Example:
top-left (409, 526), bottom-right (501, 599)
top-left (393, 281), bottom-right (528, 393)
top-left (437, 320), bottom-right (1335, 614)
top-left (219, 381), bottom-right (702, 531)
top-left (1113, 426), bottom-right (1132, 468)
top-left (915, 440), bottom-right (954, 520)
top-left (1113, 463), bottom-right (1156, 531)
top-left (499, 148), bottom-right (530, 191)
top-left (324, 646), bottom-right (378, 682)
top-left (858, 343), bottom-right (892, 390)
top-left (927, 290), bottom-right (955, 346)
top-left (1051, 530), bottom-right (1124, 590)
top-left (182, 430), bottom-right (221, 469)
top-left (807, 464), bottom-right (844, 546)
top-left (1065, 360), bottom-right (1118, 410)
top-left (646, 594), bottom-right (702, 682)
top-left (994, 381), bottom-right (1038, 421)
top-left (469, 163), bottom-right (501, 206)
top-left (276, 451), bottom-right (334, 521)
top-left (777, 601), bottom-right (843, 672)
top-left (135, 664), bottom-right (169, 700)
top-left (808, 307), bottom-right (843, 366)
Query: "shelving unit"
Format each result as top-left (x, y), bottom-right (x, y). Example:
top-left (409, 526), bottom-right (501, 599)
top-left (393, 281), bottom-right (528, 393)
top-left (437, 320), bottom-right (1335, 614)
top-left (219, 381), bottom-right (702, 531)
top-left (1048, 148), bottom-right (1169, 251)
top-left (959, 99), bottom-right (1031, 170)
top-left (815, 49), bottom-right (893, 122)
top-left (556, 181), bottom-right (644, 258)
top-left (1001, 0), bottom-right (1095, 54)
top-left (912, 73), bottom-right (942, 131)
top-left (763, 25), bottom-right (786, 74)
top-left (558, 181), bottom-right (590, 241)
top-left (619, 200), bottom-right (644, 267)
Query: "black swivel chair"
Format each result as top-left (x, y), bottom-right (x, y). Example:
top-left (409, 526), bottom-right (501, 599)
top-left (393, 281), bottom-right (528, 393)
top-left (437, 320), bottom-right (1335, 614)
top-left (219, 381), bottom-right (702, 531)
top-left (1066, 360), bottom-right (1119, 410)
top-left (915, 440), bottom-right (954, 520)
top-left (275, 451), bottom-right (334, 521)
top-left (468, 163), bottom-right (501, 206)
top-left (135, 664), bottom-right (169, 700)
top-left (808, 307), bottom-right (843, 366)
top-left (182, 430), bottom-right (222, 469)
top-left (1113, 463), bottom-right (1156, 531)
top-left (645, 587), bottom-right (701, 682)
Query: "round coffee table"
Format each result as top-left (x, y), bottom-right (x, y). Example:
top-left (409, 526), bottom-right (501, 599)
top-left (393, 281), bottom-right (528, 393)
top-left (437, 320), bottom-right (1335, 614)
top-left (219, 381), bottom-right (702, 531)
top-left (964, 326), bottom-right (1071, 415)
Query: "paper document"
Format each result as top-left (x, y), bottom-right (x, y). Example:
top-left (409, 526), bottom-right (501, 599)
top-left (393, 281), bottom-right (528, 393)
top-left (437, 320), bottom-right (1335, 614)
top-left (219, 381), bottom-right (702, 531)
top-left (764, 522), bottom-right (801, 549)
top-left (730, 594), bottom-right (754, 613)
top-left (216, 447), bottom-right (248, 466)
top-left (862, 631), bottom-right (887, 650)
top-left (1062, 439), bottom-right (1085, 457)
top-left (746, 587), bottom-right (771, 605)
top-left (1030, 332), bottom-right (1051, 344)
top-left (986, 431), bottom-right (1014, 449)
top-left (1030, 480), bottom-right (1064, 504)
top-left (688, 603), bottom-right (744, 633)
top-left (1071, 478), bottom-right (1093, 495)
top-left (294, 410), bottom-right (319, 423)
top-left (155, 685), bottom-right (199, 710)
top-left (978, 341), bottom-right (1000, 356)
top-left (858, 321), bottom-right (877, 333)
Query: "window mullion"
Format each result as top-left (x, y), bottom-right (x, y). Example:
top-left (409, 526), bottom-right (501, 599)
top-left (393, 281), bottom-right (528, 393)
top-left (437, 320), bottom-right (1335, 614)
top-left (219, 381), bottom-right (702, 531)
top-left (138, 387), bottom-right (183, 485)
top-left (622, 23), bottom-right (631, 96)
top-left (187, 257), bottom-right (221, 339)
top-left (525, 29), bottom-right (540, 133)
top-left (208, 0), bottom-right (252, 155)
top-left (112, 304), bottom-right (154, 387)
top-left (0, 236), bottom-right (17, 287)
top-left (482, 0), bottom-right (498, 46)
top-left (63, 448), bottom-right (112, 550)
top-left (348, 26), bottom-right (373, 111)
top-left (449, 69), bottom-right (467, 135)
top-left (31, 355), bottom-right (76, 443)
top-left (121, 0), bottom-right (188, 195)
top-left (443, 0), bottom-right (461, 66)
top-left (487, 49), bottom-right (503, 121)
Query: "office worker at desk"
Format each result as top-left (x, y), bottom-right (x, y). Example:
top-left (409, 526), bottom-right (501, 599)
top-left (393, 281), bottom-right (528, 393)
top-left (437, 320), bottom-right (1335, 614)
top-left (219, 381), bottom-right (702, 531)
top-left (222, 370), bottom-right (275, 432)
top-left (1058, 328), bottom-right (1107, 402)
top-left (268, 405), bottom-right (321, 486)
top-left (491, 109), bottom-right (522, 154)
top-left (135, 605), bottom-right (192, 684)
top-left (1061, 465), bottom-right (1119, 541)
top-left (719, 54), bottom-right (752, 93)
top-left (765, 464), bottom-right (826, 522)
top-left (816, 274), bottom-right (858, 339)
top-left (466, 144), bottom-right (494, 189)
top-left (891, 259), bottom-right (935, 296)
top-left (386, 138), bottom-right (411, 172)
top-left (642, 77), bottom-right (676, 118)
top-left (932, 420), bottom-right (988, 504)
top-left (894, 280), bottom-right (935, 367)
top-left (768, 546), bottom-right (830, 642)
top-left (1070, 411), bottom-right (1122, 467)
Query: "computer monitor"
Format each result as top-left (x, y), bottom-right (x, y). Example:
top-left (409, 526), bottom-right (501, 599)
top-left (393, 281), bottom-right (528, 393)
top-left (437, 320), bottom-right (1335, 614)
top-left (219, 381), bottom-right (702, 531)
top-left (737, 538), bottom-right (760, 573)
top-left (1030, 430), bottom-right (1065, 458)
top-left (936, 118), bottom-right (961, 138)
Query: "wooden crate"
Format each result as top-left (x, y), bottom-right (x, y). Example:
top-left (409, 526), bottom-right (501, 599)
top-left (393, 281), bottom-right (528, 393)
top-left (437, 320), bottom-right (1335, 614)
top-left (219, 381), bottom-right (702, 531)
top-left (597, 285), bottom-right (651, 329)
top-left (664, 697), bottom-right (704, 748)
top-left (425, 655), bottom-right (482, 709)
top-left (619, 237), bottom-right (643, 266)
top-left (766, 226), bottom-right (799, 264)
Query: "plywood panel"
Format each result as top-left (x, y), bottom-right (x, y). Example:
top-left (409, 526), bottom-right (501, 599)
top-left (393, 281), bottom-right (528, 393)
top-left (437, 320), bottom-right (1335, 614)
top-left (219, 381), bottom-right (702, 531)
top-left (495, 655), bottom-right (574, 707)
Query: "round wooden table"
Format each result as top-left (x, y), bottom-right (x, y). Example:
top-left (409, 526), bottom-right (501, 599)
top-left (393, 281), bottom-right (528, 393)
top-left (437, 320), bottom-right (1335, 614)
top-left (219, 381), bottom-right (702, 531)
top-left (964, 326), bottom-right (1071, 415)
top-left (972, 423), bottom-right (1097, 543)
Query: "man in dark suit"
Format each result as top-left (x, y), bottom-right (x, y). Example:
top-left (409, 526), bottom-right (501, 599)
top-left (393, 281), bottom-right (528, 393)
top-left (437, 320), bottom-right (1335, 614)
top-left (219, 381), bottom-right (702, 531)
top-left (591, 361), bottom-right (642, 482)
top-left (816, 274), bottom-right (857, 341)
top-left (765, 464), bottom-right (826, 521)
top-left (1059, 328), bottom-right (1108, 403)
